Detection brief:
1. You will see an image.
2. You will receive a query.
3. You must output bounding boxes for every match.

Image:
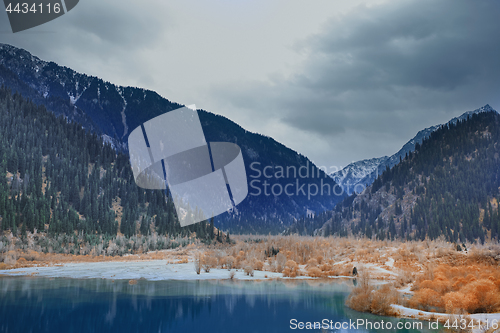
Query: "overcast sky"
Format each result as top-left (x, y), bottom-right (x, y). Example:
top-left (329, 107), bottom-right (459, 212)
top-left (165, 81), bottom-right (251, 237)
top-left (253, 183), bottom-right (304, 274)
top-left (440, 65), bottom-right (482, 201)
top-left (1, 0), bottom-right (499, 169)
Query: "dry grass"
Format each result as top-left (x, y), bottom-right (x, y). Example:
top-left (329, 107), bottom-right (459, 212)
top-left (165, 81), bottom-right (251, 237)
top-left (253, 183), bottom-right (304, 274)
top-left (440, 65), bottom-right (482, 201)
top-left (0, 243), bottom-right (199, 270)
top-left (410, 263), bottom-right (500, 314)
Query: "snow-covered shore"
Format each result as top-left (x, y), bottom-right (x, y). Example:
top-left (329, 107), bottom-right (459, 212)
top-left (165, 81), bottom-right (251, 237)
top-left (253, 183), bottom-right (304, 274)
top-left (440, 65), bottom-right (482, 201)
top-left (0, 260), bottom-right (287, 281)
top-left (391, 304), bottom-right (500, 333)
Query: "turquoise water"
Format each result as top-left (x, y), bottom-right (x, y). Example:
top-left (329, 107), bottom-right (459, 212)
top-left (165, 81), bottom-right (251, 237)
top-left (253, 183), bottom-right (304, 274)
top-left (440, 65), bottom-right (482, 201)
top-left (0, 277), bottom-right (441, 333)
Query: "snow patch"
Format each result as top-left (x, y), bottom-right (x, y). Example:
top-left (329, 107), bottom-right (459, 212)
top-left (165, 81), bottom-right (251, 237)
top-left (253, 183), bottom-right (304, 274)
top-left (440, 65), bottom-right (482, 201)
top-left (363, 263), bottom-right (398, 277)
top-left (102, 135), bottom-right (116, 149)
top-left (246, 148), bottom-right (259, 160)
top-left (385, 257), bottom-right (394, 267)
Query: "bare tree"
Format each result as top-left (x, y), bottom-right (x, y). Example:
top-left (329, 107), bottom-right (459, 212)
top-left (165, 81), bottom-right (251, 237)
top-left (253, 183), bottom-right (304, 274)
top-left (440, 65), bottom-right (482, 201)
top-left (194, 252), bottom-right (201, 274)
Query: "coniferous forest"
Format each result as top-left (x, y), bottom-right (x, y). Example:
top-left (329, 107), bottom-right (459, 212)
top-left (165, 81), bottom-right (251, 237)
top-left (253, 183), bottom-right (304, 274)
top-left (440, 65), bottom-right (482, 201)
top-left (318, 111), bottom-right (500, 243)
top-left (0, 87), bottom-right (223, 254)
top-left (0, 43), bottom-right (346, 236)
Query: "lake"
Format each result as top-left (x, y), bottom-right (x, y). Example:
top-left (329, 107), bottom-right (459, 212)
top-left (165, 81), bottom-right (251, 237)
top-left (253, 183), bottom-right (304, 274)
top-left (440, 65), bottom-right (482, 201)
top-left (0, 277), bottom-right (441, 333)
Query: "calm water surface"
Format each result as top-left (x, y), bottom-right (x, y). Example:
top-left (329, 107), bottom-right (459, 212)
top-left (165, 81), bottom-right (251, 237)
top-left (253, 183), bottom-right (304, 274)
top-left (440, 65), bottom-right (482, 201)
top-left (0, 277), bottom-right (442, 333)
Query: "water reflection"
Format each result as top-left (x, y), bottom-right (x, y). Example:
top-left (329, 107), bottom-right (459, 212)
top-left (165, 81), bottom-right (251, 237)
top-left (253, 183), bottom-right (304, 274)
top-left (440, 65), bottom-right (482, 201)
top-left (0, 277), bottom-right (441, 333)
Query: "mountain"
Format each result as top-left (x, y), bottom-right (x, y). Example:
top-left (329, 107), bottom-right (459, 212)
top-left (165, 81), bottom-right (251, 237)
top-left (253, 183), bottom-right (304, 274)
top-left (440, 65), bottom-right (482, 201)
top-left (331, 105), bottom-right (497, 194)
top-left (0, 87), bottom-right (217, 252)
top-left (330, 157), bottom-right (387, 195)
top-left (0, 43), bottom-right (344, 234)
top-left (319, 109), bottom-right (500, 243)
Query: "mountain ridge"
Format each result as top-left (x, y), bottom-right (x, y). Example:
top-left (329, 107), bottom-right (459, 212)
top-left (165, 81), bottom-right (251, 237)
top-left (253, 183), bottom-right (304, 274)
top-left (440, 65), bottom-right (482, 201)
top-left (320, 110), bottom-right (500, 243)
top-left (331, 104), bottom-right (497, 194)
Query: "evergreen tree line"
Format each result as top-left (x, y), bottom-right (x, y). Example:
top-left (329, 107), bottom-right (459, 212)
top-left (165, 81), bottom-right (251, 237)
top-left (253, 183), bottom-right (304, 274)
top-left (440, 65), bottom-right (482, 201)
top-left (316, 111), bottom-right (500, 243)
top-left (382, 111), bottom-right (499, 242)
top-left (0, 87), bottom-right (222, 248)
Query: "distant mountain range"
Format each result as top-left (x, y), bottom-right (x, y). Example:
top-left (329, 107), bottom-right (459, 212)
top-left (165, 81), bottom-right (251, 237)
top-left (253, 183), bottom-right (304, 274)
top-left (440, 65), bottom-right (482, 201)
top-left (330, 105), bottom-right (497, 194)
top-left (0, 43), bottom-right (343, 234)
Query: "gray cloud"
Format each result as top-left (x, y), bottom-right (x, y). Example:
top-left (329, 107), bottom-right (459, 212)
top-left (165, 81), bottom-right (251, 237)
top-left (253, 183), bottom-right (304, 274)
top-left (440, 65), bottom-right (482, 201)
top-left (1, 0), bottom-right (499, 168)
top-left (301, 0), bottom-right (500, 92)
top-left (213, 0), bottom-right (500, 166)
top-left (67, 1), bottom-right (171, 49)
top-left (0, 0), bottom-right (172, 87)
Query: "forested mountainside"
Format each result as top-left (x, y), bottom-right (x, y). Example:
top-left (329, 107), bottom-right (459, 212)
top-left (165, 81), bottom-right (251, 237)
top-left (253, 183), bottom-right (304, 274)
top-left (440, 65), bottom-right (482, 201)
top-left (298, 111), bottom-right (500, 243)
top-left (0, 43), bottom-right (343, 233)
top-left (0, 87), bottom-right (227, 251)
top-left (331, 105), bottom-right (496, 195)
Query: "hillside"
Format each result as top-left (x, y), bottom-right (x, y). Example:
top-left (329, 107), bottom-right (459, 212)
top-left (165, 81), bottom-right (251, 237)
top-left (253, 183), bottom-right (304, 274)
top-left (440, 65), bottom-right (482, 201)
top-left (331, 105), bottom-right (496, 194)
top-left (319, 110), bottom-right (500, 243)
top-left (0, 43), bottom-right (344, 233)
top-left (0, 87), bottom-right (222, 253)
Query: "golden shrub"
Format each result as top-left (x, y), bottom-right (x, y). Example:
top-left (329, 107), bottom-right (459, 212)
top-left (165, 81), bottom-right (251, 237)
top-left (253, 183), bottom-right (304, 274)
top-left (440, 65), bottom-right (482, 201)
top-left (442, 291), bottom-right (466, 313)
top-left (307, 267), bottom-right (323, 278)
top-left (201, 255), bottom-right (217, 273)
top-left (345, 275), bottom-right (373, 313)
top-left (409, 288), bottom-right (443, 310)
top-left (370, 284), bottom-right (399, 316)
top-left (306, 258), bottom-right (318, 268)
top-left (283, 261), bottom-right (299, 277)
top-left (411, 263), bottom-right (500, 314)
top-left (224, 256), bottom-right (235, 269)
top-left (253, 260), bottom-right (264, 271)
top-left (276, 253), bottom-right (286, 273)
top-left (320, 263), bottom-right (332, 272)
top-left (285, 260), bottom-right (298, 269)
top-left (451, 277), bottom-right (468, 291)
top-left (4, 250), bottom-right (17, 265)
top-left (244, 265), bottom-right (254, 277)
top-left (459, 279), bottom-right (500, 313)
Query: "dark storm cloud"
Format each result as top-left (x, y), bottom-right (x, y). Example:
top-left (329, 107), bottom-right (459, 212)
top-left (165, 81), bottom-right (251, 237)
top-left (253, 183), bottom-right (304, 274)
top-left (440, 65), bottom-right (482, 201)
top-left (299, 0), bottom-right (500, 93)
top-left (214, 0), bottom-right (500, 165)
top-left (287, 0), bottom-right (500, 128)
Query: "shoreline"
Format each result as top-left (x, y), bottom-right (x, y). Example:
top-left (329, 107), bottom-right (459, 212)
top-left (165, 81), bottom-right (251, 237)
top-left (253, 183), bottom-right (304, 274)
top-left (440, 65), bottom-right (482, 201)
top-left (3, 236), bottom-right (500, 332)
top-left (0, 259), bottom-right (287, 281)
top-left (0, 257), bottom-right (355, 282)
top-left (2, 257), bottom-right (500, 332)
top-left (390, 304), bottom-right (500, 333)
